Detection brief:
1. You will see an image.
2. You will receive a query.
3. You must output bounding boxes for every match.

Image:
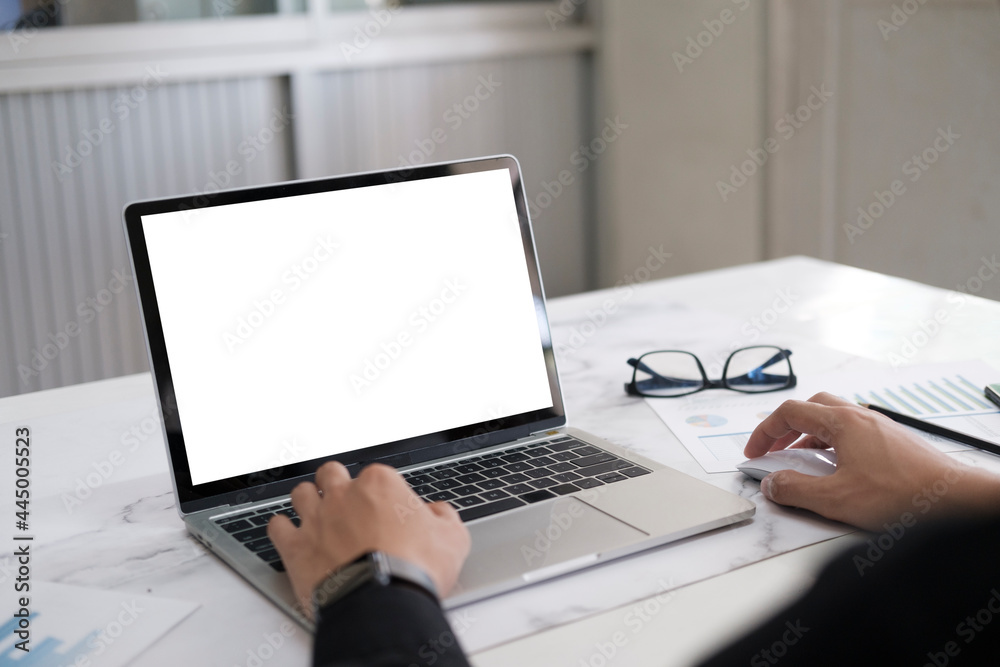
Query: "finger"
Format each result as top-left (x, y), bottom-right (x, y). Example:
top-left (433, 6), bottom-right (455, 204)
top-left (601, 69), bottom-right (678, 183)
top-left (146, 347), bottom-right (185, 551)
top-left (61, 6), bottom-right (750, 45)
top-left (427, 500), bottom-right (462, 523)
top-left (745, 400), bottom-right (803, 456)
top-left (806, 391), bottom-right (856, 408)
top-left (767, 429), bottom-right (804, 453)
top-left (788, 434), bottom-right (828, 450)
top-left (315, 461), bottom-right (351, 497)
top-left (290, 481), bottom-right (322, 521)
top-left (355, 463), bottom-right (413, 507)
top-left (747, 394), bottom-right (854, 456)
top-left (266, 513), bottom-right (299, 555)
top-left (356, 462), bottom-right (404, 487)
top-left (761, 469), bottom-right (837, 516)
top-left (744, 400), bottom-right (843, 458)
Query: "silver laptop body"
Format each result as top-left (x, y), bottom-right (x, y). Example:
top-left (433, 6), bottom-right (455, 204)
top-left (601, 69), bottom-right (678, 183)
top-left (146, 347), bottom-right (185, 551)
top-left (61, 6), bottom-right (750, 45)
top-left (123, 155), bottom-right (754, 629)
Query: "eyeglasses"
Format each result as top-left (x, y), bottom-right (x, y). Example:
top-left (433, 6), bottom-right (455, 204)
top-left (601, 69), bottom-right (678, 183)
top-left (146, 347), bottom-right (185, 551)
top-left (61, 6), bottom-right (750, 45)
top-left (624, 346), bottom-right (796, 398)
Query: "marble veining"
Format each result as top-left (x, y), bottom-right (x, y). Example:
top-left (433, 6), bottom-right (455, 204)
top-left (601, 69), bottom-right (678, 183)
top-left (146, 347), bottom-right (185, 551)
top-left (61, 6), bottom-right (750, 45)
top-left (8, 258), bottom-right (1000, 664)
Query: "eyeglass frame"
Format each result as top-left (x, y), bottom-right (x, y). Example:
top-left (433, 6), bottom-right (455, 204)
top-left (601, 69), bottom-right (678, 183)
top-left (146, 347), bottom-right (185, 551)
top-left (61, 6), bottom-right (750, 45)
top-left (624, 345), bottom-right (796, 398)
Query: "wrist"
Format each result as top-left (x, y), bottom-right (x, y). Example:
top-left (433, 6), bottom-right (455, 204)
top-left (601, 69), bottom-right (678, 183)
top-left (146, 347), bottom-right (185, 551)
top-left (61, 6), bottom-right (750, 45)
top-left (312, 551), bottom-right (439, 619)
top-left (947, 466), bottom-right (1000, 514)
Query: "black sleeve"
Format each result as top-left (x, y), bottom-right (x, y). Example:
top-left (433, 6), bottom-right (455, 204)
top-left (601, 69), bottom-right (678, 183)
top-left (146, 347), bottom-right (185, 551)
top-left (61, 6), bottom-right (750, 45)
top-left (697, 514), bottom-right (1000, 666)
top-left (313, 581), bottom-right (472, 667)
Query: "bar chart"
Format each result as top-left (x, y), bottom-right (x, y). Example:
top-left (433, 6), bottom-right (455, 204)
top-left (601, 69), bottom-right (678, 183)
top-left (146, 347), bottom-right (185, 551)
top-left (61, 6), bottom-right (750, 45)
top-left (854, 374), bottom-right (994, 416)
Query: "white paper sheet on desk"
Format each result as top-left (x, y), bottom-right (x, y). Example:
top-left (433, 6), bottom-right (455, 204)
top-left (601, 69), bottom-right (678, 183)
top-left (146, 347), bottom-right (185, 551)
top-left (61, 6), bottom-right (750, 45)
top-left (0, 581), bottom-right (198, 666)
top-left (647, 360), bottom-right (1000, 473)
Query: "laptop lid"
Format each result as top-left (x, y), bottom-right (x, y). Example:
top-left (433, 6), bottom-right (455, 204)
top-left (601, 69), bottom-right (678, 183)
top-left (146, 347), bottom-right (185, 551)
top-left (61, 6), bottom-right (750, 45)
top-left (123, 155), bottom-right (566, 515)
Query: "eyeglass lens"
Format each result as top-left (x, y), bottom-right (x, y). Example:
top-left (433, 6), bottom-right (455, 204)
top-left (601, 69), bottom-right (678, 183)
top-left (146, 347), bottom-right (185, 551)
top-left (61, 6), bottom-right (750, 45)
top-left (631, 352), bottom-right (704, 397)
top-left (724, 347), bottom-right (792, 392)
top-left (631, 347), bottom-right (792, 397)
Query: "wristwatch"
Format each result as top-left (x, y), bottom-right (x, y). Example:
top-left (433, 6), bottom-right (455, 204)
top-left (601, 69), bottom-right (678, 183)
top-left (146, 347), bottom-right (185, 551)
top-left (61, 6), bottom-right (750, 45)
top-left (311, 551), bottom-right (439, 618)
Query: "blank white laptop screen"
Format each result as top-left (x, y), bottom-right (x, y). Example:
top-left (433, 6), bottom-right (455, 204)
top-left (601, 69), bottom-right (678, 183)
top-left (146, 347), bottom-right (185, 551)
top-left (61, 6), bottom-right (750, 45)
top-left (141, 168), bottom-right (553, 485)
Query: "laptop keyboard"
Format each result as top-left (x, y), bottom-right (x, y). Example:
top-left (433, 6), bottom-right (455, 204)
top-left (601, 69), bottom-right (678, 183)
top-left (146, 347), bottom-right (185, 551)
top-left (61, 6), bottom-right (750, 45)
top-left (212, 436), bottom-right (649, 572)
top-left (403, 435), bottom-right (650, 522)
top-left (214, 501), bottom-right (299, 572)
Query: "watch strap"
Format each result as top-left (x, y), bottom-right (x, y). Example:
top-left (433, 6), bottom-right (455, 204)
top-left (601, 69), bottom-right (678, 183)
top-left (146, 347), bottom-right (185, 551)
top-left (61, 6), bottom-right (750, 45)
top-left (312, 551), bottom-right (439, 618)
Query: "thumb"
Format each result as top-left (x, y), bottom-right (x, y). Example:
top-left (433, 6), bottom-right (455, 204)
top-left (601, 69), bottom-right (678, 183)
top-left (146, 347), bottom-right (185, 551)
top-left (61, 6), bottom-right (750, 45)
top-left (761, 470), bottom-right (826, 511)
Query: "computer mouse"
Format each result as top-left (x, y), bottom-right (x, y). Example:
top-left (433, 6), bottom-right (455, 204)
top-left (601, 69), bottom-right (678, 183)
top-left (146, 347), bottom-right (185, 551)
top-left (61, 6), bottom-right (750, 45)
top-left (736, 448), bottom-right (838, 481)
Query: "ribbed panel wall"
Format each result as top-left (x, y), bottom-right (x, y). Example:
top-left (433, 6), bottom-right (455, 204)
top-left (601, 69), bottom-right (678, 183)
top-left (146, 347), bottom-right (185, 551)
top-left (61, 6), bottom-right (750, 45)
top-left (295, 53), bottom-right (591, 300)
top-left (0, 53), bottom-right (590, 398)
top-left (0, 77), bottom-right (293, 397)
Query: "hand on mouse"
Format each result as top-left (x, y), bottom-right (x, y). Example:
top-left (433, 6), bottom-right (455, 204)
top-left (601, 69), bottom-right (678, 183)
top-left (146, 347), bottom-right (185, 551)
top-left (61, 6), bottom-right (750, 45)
top-left (744, 392), bottom-right (1000, 530)
top-left (267, 462), bottom-right (471, 618)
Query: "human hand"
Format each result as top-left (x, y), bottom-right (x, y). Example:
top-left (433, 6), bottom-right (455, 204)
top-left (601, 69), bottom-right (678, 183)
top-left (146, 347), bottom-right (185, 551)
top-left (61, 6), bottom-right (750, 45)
top-left (743, 392), bottom-right (995, 531)
top-left (267, 462), bottom-right (471, 618)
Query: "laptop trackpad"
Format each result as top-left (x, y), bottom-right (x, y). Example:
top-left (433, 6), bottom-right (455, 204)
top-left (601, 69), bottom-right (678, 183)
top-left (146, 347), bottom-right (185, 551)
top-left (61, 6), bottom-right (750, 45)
top-left (457, 497), bottom-right (648, 592)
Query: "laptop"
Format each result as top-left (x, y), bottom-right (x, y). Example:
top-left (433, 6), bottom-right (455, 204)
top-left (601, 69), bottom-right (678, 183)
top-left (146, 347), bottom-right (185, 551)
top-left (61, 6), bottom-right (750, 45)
top-left (122, 155), bottom-right (754, 628)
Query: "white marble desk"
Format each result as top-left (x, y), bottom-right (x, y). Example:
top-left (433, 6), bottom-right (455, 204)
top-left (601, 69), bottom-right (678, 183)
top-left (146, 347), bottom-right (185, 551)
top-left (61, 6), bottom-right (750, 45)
top-left (4, 256), bottom-right (1000, 667)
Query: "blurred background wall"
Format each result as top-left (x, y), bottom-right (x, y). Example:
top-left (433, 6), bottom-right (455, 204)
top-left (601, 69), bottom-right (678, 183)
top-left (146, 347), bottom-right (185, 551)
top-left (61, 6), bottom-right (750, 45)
top-left (1, 0), bottom-right (998, 397)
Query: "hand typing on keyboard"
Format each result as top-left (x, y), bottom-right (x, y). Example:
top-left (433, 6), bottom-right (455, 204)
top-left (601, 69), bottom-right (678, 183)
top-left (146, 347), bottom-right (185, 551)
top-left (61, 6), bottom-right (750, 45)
top-left (267, 461), bottom-right (471, 619)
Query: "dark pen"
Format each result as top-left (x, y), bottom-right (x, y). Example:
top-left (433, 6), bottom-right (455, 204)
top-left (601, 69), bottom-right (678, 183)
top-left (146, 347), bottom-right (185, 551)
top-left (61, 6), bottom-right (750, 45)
top-left (859, 402), bottom-right (1000, 458)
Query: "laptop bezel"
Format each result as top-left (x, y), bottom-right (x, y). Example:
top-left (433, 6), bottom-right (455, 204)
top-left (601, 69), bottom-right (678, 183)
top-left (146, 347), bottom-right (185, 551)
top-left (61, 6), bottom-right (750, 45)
top-left (123, 155), bottom-right (567, 514)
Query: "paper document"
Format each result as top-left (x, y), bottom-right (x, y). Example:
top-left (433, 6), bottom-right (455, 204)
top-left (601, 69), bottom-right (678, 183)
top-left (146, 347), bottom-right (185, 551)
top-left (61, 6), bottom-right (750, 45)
top-left (0, 581), bottom-right (198, 666)
top-left (647, 360), bottom-right (1000, 473)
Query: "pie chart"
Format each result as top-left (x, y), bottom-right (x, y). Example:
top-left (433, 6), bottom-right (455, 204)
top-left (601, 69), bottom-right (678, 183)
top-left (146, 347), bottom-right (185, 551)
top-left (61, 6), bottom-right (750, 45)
top-left (685, 414), bottom-right (727, 428)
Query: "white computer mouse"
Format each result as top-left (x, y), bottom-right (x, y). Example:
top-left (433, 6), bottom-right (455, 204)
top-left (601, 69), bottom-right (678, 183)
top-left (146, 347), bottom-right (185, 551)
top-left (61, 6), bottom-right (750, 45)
top-left (736, 448), bottom-right (838, 481)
